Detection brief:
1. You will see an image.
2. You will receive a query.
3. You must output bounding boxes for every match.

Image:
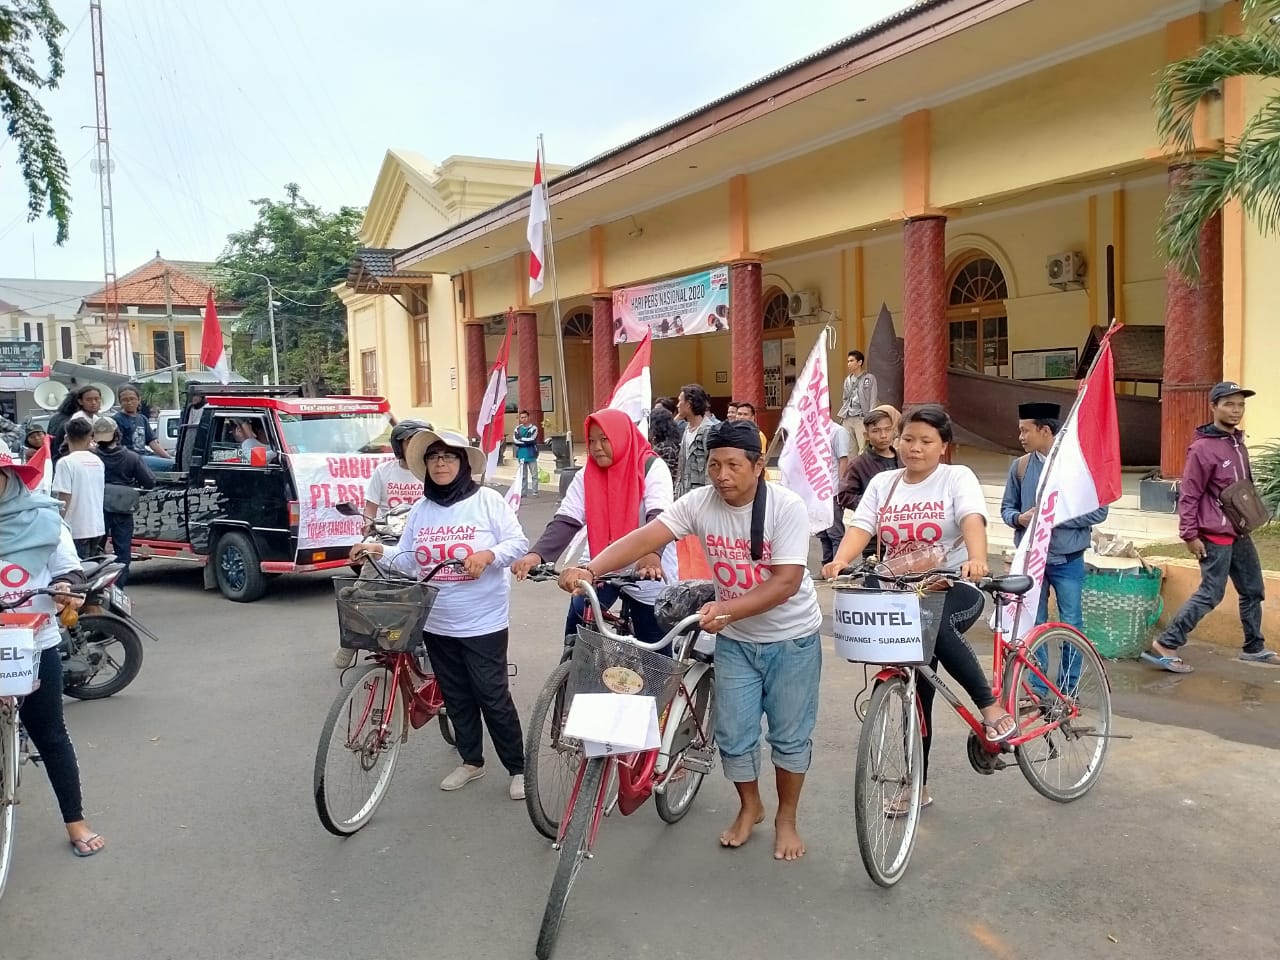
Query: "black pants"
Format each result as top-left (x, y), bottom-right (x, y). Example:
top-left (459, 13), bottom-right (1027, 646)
top-left (19, 647), bottom-right (84, 823)
top-left (73, 536), bottom-right (106, 560)
top-left (104, 511), bottom-right (134, 587)
top-left (919, 582), bottom-right (992, 785)
top-left (424, 627), bottom-right (524, 775)
top-left (816, 497), bottom-right (846, 566)
top-left (1158, 537), bottom-right (1266, 653)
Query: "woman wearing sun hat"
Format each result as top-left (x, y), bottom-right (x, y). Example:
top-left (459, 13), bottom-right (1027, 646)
top-left (350, 428), bottom-right (530, 799)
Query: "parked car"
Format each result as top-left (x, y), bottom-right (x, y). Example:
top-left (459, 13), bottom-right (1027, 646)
top-left (131, 387), bottom-right (394, 602)
top-left (154, 408), bottom-right (182, 456)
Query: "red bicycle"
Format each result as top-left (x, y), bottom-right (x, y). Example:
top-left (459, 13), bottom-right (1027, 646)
top-left (312, 559), bottom-right (459, 836)
top-left (834, 565), bottom-right (1115, 887)
top-left (536, 577), bottom-right (712, 960)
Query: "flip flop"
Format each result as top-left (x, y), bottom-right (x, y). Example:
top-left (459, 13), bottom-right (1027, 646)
top-left (883, 794), bottom-right (933, 819)
top-left (982, 714), bottom-right (1017, 743)
top-left (1141, 651), bottom-right (1194, 674)
top-left (1239, 650), bottom-right (1280, 664)
top-left (70, 834), bottom-right (104, 858)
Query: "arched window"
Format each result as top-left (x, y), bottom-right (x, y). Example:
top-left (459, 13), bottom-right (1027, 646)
top-left (562, 308), bottom-right (593, 341)
top-left (947, 255), bottom-right (1009, 377)
top-left (762, 291), bottom-right (793, 331)
top-left (761, 289), bottom-right (796, 411)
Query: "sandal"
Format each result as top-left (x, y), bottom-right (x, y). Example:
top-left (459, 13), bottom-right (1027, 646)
top-left (883, 788), bottom-right (933, 819)
top-left (981, 713), bottom-right (1017, 743)
top-left (70, 834), bottom-right (104, 858)
top-left (1141, 650), bottom-right (1194, 674)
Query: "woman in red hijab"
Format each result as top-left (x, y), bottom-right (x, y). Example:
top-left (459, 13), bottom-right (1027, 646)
top-left (514, 408), bottom-right (676, 648)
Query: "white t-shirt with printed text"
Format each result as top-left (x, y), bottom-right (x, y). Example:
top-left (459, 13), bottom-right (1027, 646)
top-left (0, 522), bottom-right (83, 650)
top-left (52, 449), bottom-right (106, 539)
top-left (365, 459), bottom-right (423, 511)
top-left (556, 458), bottom-right (678, 605)
top-left (382, 486), bottom-right (529, 636)
top-left (850, 464), bottom-right (987, 566)
top-left (659, 483), bottom-right (822, 644)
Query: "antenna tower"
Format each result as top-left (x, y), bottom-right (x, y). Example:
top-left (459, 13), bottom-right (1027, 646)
top-left (90, 0), bottom-right (126, 373)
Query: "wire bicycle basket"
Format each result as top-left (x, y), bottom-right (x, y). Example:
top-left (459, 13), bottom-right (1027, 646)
top-left (571, 626), bottom-right (687, 712)
top-left (334, 576), bottom-right (437, 653)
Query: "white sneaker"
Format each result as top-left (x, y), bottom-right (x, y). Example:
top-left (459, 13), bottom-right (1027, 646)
top-left (333, 647), bottom-right (356, 668)
top-left (440, 765), bottom-right (486, 791)
top-left (509, 774), bottom-right (526, 801)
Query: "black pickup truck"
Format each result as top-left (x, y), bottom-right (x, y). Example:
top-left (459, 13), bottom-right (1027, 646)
top-left (132, 386), bottom-right (394, 602)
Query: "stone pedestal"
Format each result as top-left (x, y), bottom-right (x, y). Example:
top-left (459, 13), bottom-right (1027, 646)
top-left (903, 216), bottom-right (948, 408)
top-left (592, 294), bottom-right (619, 408)
top-left (1161, 166), bottom-right (1223, 478)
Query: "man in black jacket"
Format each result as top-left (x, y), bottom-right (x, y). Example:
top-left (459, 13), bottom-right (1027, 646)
top-left (92, 417), bottom-right (156, 587)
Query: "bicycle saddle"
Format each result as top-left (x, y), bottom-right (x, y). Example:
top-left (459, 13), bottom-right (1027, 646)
top-left (654, 580), bottom-right (716, 630)
top-left (983, 574), bottom-right (1034, 596)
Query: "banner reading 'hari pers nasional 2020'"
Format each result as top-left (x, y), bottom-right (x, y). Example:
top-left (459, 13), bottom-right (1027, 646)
top-left (611, 267), bottom-right (730, 344)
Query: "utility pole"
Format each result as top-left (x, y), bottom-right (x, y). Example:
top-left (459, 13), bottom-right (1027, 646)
top-left (267, 280), bottom-right (280, 384)
top-left (162, 268), bottom-right (180, 408)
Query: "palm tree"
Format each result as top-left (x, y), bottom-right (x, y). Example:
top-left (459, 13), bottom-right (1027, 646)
top-left (1155, 0), bottom-right (1280, 276)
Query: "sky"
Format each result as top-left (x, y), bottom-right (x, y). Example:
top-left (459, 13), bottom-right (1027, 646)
top-left (0, 0), bottom-right (908, 284)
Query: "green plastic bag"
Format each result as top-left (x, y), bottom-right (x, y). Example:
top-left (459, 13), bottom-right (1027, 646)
top-left (538, 468), bottom-right (551, 485)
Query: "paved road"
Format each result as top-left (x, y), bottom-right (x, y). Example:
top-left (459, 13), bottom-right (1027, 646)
top-left (2, 497), bottom-right (1276, 960)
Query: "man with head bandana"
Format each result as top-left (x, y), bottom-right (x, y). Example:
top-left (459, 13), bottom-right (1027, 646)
top-left (560, 420), bottom-right (823, 861)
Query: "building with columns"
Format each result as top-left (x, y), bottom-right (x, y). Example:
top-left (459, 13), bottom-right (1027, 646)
top-left (351, 0), bottom-right (1273, 482)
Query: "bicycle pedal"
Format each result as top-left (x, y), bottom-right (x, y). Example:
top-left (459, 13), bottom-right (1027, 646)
top-left (681, 746), bottom-right (716, 775)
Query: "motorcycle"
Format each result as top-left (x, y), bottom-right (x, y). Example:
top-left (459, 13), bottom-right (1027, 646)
top-left (60, 557), bottom-right (159, 700)
top-left (343, 501), bottom-right (411, 575)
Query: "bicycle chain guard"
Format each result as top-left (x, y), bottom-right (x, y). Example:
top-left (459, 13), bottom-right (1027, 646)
top-left (965, 731), bottom-right (1009, 775)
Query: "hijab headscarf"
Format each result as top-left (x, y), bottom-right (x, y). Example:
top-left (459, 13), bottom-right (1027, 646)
top-left (584, 409), bottom-right (655, 557)
top-left (422, 441), bottom-right (479, 508)
top-left (0, 467), bottom-right (64, 577)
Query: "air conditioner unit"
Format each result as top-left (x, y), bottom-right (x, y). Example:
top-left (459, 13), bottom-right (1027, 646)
top-left (1046, 251), bottom-right (1085, 289)
top-left (788, 290), bottom-right (820, 320)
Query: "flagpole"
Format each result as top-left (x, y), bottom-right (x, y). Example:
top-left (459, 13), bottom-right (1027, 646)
top-left (539, 134), bottom-right (574, 470)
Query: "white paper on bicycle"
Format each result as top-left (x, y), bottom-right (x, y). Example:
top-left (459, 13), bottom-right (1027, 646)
top-left (831, 589), bottom-right (926, 664)
top-left (0, 624), bottom-right (38, 697)
top-left (563, 693), bottom-right (661, 758)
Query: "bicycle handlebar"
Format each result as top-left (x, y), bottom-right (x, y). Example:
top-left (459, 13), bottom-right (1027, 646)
top-left (524, 562), bottom-right (648, 587)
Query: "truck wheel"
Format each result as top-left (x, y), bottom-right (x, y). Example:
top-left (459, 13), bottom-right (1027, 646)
top-left (213, 531), bottom-right (268, 603)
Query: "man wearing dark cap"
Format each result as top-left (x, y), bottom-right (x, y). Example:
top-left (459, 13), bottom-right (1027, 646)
top-left (1001, 402), bottom-right (1108, 637)
top-left (559, 420), bottom-right (823, 861)
top-left (1145, 382), bottom-right (1276, 671)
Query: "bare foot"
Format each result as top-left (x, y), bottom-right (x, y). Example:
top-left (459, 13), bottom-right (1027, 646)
top-left (774, 818), bottom-right (806, 861)
top-left (719, 800), bottom-right (765, 848)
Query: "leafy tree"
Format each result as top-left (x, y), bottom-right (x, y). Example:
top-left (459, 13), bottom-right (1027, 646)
top-left (216, 183), bottom-right (362, 393)
top-left (0, 1), bottom-right (71, 243)
top-left (1156, 0), bottom-right (1280, 275)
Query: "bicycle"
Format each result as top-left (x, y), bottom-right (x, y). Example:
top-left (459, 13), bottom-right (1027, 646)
top-left (535, 576), bottom-right (713, 960)
top-left (522, 564), bottom-right (638, 840)
top-left (831, 563), bottom-right (1115, 888)
top-left (312, 557), bottom-right (462, 836)
top-left (1, 587), bottom-right (83, 901)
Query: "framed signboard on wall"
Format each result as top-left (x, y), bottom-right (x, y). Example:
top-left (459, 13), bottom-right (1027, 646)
top-left (1012, 347), bottom-right (1078, 382)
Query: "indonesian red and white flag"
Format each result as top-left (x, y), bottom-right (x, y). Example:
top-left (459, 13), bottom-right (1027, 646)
top-left (607, 330), bottom-right (651, 427)
top-left (777, 333), bottom-right (837, 533)
top-left (527, 151), bottom-right (549, 297)
top-left (478, 318), bottom-right (513, 484)
top-left (200, 288), bottom-right (229, 384)
top-left (994, 326), bottom-right (1123, 638)
top-left (22, 435), bottom-right (51, 492)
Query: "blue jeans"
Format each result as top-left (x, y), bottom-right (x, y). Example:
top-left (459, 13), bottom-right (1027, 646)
top-left (564, 582), bottom-right (666, 653)
top-left (142, 453), bottom-right (175, 472)
top-left (713, 632), bottom-right (822, 781)
top-left (104, 510), bottom-right (134, 587)
top-left (1032, 554), bottom-right (1085, 695)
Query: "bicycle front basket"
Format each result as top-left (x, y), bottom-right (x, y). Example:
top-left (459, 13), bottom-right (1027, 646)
top-left (830, 584), bottom-right (948, 666)
top-left (571, 626), bottom-right (686, 712)
top-left (334, 577), bottom-right (437, 653)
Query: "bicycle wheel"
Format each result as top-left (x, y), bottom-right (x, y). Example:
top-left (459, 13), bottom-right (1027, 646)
top-left (524, 662), bottom-right (579, 840)
top-left (0, 708), bottom-right (17, 902)
top-left (1005, 627), bottom-right (1112, 802)
top-left (854, 676), bottom-right (923, 888)
top-left (536, 756), bottom-right (604, 960)
top-left (655, 669), bottom-right (715, 824)
top-left (313, 664), bottom-right (405, 836)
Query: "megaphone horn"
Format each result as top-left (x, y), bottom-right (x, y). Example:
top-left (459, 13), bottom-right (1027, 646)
top-left (90, 382), bottom-right (116, 411)
top-left (33, 380), bottom-right (69, 411)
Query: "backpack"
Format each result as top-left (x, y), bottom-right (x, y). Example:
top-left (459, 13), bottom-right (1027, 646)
top-left (1016, 453), bottom-right (1030, 483)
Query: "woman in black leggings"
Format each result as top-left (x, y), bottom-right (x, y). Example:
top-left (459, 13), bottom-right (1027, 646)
top-left (0, 456), bottom-right (106, 857)
top-left (824, 405), bottom-right (1015, 815)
